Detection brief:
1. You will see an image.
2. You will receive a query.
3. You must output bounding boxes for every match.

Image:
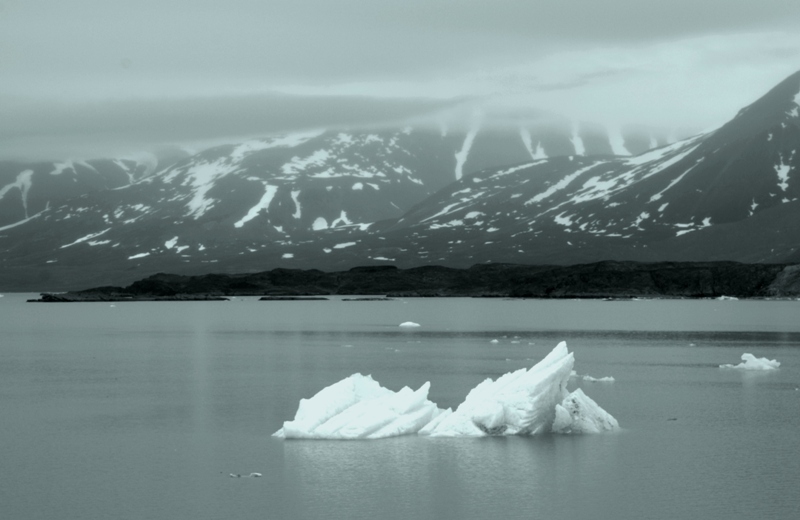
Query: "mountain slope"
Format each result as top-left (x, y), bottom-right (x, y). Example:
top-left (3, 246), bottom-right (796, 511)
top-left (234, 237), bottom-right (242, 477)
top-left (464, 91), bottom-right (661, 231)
top-left (1, 71), bottom-right (797, 291)
top-left (332, 70), bottom-right (800, 267)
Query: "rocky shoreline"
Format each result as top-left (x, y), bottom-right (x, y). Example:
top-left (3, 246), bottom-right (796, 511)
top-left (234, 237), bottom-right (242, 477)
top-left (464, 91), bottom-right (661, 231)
top-left (26, 261), bottom-right (800, 302)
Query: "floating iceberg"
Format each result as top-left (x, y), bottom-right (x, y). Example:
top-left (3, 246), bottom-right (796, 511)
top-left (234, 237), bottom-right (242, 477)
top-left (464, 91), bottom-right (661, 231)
top-left (423, 342), bottom-right (576, 436)
top-left (274, 342), bottom-right (619, 439)
top-left (570, 370), bottom-right (615, 382)
top-left (552, 388), bottom-right (620, 434)
top-left (273, 374), bottom-right (443, 439)
top-left (582, 375), bottom-right (615, 383)
top-left (719, 353), bottom-right (780, 371)
top-left (399, 321), bottom-right (421, 328)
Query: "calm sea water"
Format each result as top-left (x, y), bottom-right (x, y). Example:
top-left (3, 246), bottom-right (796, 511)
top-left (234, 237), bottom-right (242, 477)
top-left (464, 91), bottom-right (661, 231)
top-left (2, 294), bottom-right (799, 519)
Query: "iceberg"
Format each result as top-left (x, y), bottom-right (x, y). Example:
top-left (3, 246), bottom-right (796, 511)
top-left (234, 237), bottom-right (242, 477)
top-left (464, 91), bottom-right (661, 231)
top-left (552, 388), bottom-right (620, 434)
top-left (719, 353), bottom-right (780, 371)
top-left (399, 321), bottom-right (421, 328)
top-left (273, 374), bottom-right (443, 439)
top-left (274, 342), bottom-right (619, 439)
top-left (582, 375), bottom-right (615, 383)
top-left (570, 370), bottom-right (615, 382)
top-left (423, 341), bottom-right (576, 436)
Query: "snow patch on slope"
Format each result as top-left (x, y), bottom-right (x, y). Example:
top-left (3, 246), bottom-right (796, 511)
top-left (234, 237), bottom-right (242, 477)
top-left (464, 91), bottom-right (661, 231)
top-left (624, 135), bottom-right (702, 168)
top-left (234, 184), bottom-right (278, 228)
top-left (570, 122), bottom-right (585, 156)
top-left (291, 190), bottom-right (302, 219)
top-left (775, 157), bottom-right (792, 192)
top-left (526, 162), bottom-right (605, 205)
top-left (331, 211), bottom-right (352, 227)
top-left (648, 158), bottom-right (705, 202)
top-left (533, 142), bottom-right (547, 159)
top-left (164, 159), bottom-right (242, 219)
top-left (50, 162), bottom-right (74, 176)
top-left (312, 217), bottom-right (328, 231)
top-left (454, 117), bottom-right (480, 181)
top-left (520, 128), bottom-right (535, 159)
top-left (0, 169), bottom-right (33, 218)
top-left (230, 131), bottom-right (323, 162)
top-left (282, 150), bottom-right (331, 175)
top-left (608, 126), bottom-right (630, 156)
top-left (60, 228), bottom-right (111, 249)
top-left (0, 207), bottom-right (46, 232)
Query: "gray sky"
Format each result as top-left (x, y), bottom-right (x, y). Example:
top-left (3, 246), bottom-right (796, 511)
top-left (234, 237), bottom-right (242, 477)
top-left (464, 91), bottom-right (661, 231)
top-left (1, 0), bottom-right (799, 160)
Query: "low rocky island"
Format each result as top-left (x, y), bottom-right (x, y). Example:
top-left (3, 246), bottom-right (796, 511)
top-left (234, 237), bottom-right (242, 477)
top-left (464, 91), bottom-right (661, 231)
top-left (27, 261), bottom-right (800, 302)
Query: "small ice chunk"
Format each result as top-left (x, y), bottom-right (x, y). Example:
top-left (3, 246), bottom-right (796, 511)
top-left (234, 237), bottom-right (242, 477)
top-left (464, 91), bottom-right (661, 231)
top-left (719, 353), bottom-right (780, 370)
top-left (581, 375), bottom-right (615, 382)
top-left (551, 388), bottom-right (620, 434)
top-left (399, 321), bottom-right (421, 328)
top-left (229, 472), bottom-right (263, 478)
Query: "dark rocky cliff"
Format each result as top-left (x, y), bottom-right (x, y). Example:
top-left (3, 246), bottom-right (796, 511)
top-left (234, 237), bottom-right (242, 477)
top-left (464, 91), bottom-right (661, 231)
top-left (29, 261), bottom-right (797, 301)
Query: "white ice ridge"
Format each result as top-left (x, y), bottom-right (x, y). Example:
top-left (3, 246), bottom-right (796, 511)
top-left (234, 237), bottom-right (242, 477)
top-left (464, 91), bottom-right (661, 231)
top-left (719, 353), bottom-right (780, 371)
top-left (274, 342), bottom-right (619, 439)
top-left (273, 374), bottom-right (443, 439)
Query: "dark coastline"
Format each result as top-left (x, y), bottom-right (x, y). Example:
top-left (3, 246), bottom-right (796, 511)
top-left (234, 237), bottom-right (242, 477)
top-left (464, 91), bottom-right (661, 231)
top-left (26, 261), bottom-right (800, 302)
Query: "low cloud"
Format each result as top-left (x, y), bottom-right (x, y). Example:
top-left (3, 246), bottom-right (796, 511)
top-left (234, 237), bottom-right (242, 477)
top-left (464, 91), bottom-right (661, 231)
top-left (0, 93), bottom-right (461, 161)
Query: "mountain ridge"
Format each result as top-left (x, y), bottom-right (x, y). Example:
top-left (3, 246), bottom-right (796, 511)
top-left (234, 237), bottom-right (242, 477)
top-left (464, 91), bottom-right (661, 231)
top-left (2, 70), bottom-right (799, 291)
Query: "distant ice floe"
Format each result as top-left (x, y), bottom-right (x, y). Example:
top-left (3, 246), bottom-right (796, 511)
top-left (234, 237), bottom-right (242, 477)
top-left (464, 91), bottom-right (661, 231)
top-left (274, 342), bottom-right (619, 439)
top-left (571, 371), bottom-right (615, 382)
top-left (399, 321), bottom-right (421, 328)
top-left (720, 353), bottom-right (780, 371)
top-left (229, 472), bottom-right (262, 478)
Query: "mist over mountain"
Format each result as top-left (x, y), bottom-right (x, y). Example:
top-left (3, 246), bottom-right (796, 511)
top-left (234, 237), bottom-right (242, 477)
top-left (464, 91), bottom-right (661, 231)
top-left (1, 70), bottom-right (798, 291)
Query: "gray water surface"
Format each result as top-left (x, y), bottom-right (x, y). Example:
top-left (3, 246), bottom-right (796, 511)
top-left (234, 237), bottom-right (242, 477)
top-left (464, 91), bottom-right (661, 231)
top-left (2, 295), bottom-right (799, 519)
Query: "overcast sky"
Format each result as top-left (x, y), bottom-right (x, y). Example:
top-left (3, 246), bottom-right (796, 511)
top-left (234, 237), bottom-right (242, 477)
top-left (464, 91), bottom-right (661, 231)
top-left (1, 0), bottom-right (799, 160)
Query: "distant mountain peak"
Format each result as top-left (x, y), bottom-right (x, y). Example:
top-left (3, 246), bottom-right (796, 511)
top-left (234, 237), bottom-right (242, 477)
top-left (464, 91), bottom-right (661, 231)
top-left (719, 69), bottom-right (800, 142)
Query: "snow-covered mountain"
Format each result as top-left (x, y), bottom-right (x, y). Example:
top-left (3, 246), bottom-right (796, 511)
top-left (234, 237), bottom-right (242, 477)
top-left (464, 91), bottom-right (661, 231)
top-left (0, 156), bottom-right (161, 228)
top-left (0, 118), bottom-right (666, 289)
top-left (330, 70), bottom-right (800, 267)
top-left (1, 71), bottom-right (797, 291)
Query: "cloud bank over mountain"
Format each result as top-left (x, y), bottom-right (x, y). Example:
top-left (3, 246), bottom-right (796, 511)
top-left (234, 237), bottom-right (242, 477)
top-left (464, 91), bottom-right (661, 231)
top-left (1, 1), bottom-right (799, 160)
